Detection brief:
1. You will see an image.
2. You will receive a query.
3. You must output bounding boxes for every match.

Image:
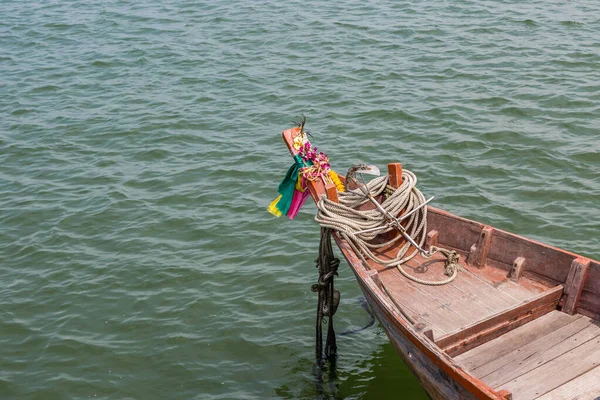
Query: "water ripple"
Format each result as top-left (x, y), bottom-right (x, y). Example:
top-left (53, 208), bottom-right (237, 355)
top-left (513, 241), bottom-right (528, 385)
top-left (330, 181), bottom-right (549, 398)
top-left (1, 0), bottom-right (599, 399)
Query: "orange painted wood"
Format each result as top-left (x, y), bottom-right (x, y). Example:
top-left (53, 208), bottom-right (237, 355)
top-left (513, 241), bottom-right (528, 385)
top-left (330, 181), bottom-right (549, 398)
top-left (325, 181), bottom-right (338, 203)
top-left (496, 390), bottom-right (512, 400)
top-left (388, 163), bottom-right (403, 189)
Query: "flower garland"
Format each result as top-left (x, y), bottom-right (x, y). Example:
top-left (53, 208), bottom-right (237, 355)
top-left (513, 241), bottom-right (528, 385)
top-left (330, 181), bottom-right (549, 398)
top-left (268, 125), bottom-right (344, 219)
top-left (298, 141), bottom-right (331, 184)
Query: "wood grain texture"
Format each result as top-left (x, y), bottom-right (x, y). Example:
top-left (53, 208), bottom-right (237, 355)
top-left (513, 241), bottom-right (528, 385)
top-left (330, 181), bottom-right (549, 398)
top-left (427, 208), bottom-right (483, 253)
top-left (583, 260), bottom-right (600, 295)
top-left (454, 311), bottom-right (579, 372)
top-left (436, 286), bottom-right (563, 356)
top-left (496, 332), bottom-right (600, 399)
top-left (487, 229), bottom-right (575, 284)
top-left (467, 226), bottom-right (493, 268)
top-left (535, 365), bottom-right (600, 400)
top-left (336, 237), bottom-right (508, 400)
top-left (480, 316), bottom-right (598, 387)
top-left (563, 258), bottom-right (591, 314)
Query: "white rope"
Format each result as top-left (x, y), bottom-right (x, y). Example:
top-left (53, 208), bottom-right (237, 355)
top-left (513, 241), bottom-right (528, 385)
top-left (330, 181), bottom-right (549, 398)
top-left (315, 170), bottom-right (458, 285)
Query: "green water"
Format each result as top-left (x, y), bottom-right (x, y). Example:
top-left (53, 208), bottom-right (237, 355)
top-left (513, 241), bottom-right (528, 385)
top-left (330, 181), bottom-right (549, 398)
top-left (1, 1), bottom-right (599, 399)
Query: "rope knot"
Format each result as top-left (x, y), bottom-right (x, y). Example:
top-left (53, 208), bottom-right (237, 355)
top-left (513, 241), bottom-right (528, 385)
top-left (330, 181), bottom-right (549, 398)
top-left (442, 250), bottom-right (460, 277)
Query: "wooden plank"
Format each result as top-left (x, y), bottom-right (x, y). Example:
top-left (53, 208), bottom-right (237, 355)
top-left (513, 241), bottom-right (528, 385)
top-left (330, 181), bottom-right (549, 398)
top-left (579, 261), bottom-right (600, 316)
top-left (376, 269), bottom-right (447, 338)
top-left (583, 260), bottom-right (600, 295)
top-left (461, 263), bottom-right (544, 303)
top-left (449, 268), bottom-right (519, 315)
top-left (362, 283), bottom-right (481, 400)
top-left (437, 285), bottom-right (563, 356)
top-left (394, 266), bottom-right (498, 325)
top-left (336, 238), bottom-right (505, 400)
top-left (497, 332), bottom-right (600, 399)
top-left (478, 316), bottom-right (595, 385)
top-left (379, 269), bottom-right (457, 338)
top-left (495, 279), bottom-right (542, 303)
top-left (563, 258), bottom-right (591, 314)
top-left (535, 365), bottom-right (600, 400)
top-left (579, 290), bottom-right (600, 317)
top-left (454, 311), bottom-right (578, 371)
top-left (445, 301), bottom-right (557, 357)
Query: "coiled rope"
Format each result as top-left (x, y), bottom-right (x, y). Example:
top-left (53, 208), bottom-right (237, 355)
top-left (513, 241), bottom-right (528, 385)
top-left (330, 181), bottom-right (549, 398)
top-left (315, 170), bottom-right (459, 286)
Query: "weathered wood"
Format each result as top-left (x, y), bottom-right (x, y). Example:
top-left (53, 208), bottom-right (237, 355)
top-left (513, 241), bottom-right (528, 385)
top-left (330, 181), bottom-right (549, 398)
top-left (336, 238), bottom-right (509, 400)
top-left (414, 322), bottom-right (435, 341)
top-left (379, 267), bottom-right (458, 337)
top-left (426, 208), bottom-right (483, 254)
top-left (396, 263), bottom-right (496, 324)
top-left (436, 285), bottom-right (563, 356)
top-left (497, 330), bottom-right (600, 399)
top-left (376, 250), bottom-right (549, 343)
top-left (425, 230), bottom-right (439, 250)
top-left (494, 279), bottom-right (542, 303)
top-left (454, 311), bottom-right (578, 372)
top-left (461, 263), bottom-right (546, 303)
top-left (387, 163), bottom-right (402, 189)
top-left (583, 260), bottom-right (600, 296)
top-left (535, 365), bottom-right (600, 400)
top-left (423, 329), bottom-right (434, 342)
top-left (563, 257), bottom-right (591, 314)
top-left (361, 281), bottom-right (482, 400)
top-left (507, 257), bottom-right (525, 282)
top-left (366, 269), bottom-right (382, 289)
top-left (579, 290), bottom-right (600, 318)
top-left (487, 229), bottom-right (576, 284)
top-left (477, 315), bottom-right (595, 385)
top-left (467, 226), bottom-right (493, 268)
top-left (578, 257), bottom-right (600, 319)
top-left (449, 268), bottom-right (518, 314)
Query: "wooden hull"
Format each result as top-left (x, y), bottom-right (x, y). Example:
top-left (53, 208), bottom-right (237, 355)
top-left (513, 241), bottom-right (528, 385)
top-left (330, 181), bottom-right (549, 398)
top-left (332, 207), bottom-right (600, 400)
top-left (335, 236), bottom-right (500, 400)
top-left (356, 269), bottom-right (478, 400)
top-left (280, 126), bottom-right (600, 399)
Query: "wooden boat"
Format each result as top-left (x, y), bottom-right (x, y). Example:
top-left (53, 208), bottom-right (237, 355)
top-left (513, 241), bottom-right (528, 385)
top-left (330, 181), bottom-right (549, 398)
top-left (280, 126), bottom-right (600, 400)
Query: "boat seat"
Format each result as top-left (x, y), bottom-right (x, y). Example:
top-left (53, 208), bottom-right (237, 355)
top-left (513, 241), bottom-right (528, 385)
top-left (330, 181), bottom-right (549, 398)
top-left (455, 310), bottom-right (600, 399)
top-left (366, 250), bottom-right (563, 354)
